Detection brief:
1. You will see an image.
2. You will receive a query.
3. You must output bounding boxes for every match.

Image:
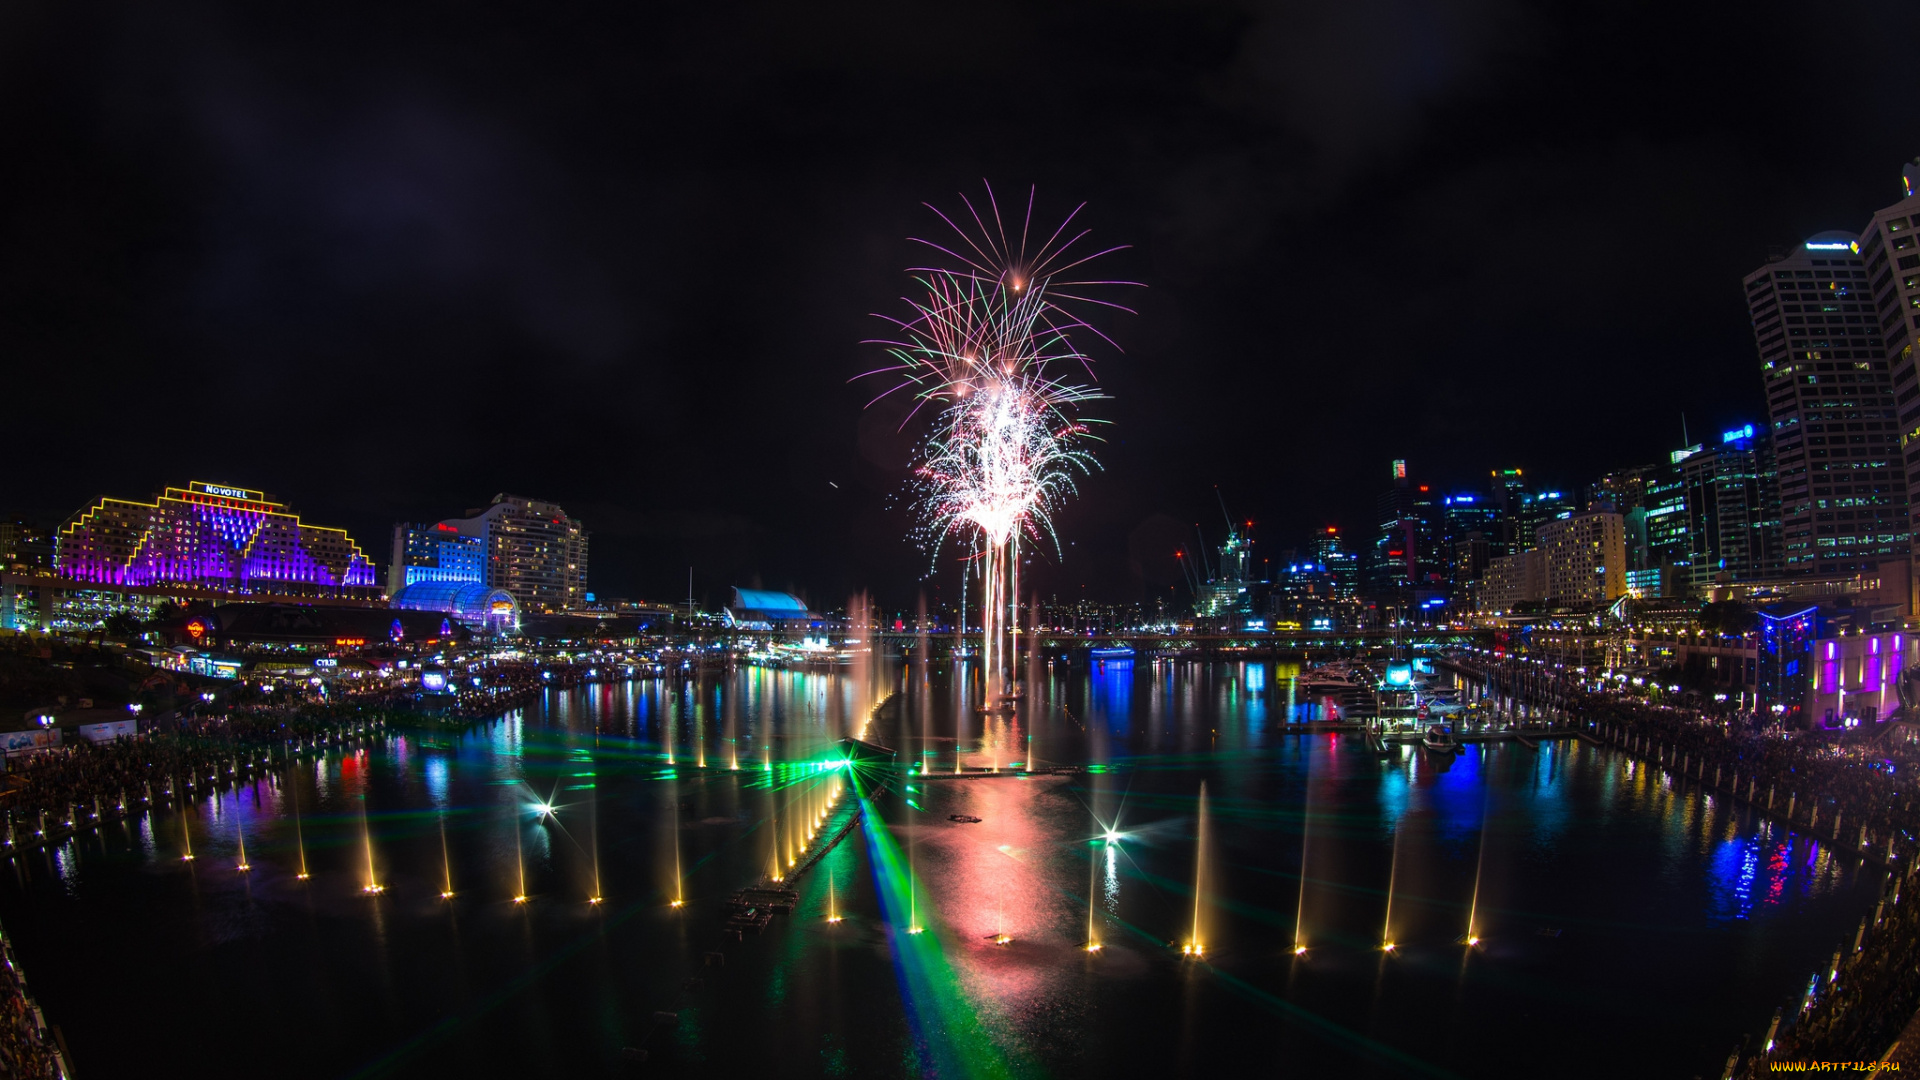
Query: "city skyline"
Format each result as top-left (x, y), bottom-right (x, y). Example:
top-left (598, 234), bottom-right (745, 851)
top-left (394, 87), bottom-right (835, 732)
top-left (3, 3), bottom-right (1918, 609)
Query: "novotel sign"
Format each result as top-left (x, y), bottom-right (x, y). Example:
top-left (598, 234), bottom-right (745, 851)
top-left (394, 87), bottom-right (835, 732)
top-left (198, 484), bottom-right (253, 499)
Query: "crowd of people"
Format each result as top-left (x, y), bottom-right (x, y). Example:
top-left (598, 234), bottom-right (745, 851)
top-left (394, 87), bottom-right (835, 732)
top-left (0, 936), bottom-right (63, 1079)
top-left (1753, 862), bottom-right (1920, 1073)
top-left (0, 701), bottom-right (385, 836)
top-left (1454, 655), bottom-right (1920, 1070)
top-left (1582, 696), bottom-right (1920, 858)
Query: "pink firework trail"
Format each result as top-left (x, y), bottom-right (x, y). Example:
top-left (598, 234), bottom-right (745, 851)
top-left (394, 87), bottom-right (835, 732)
top-left (857, 182), bottom-right (1136, 702)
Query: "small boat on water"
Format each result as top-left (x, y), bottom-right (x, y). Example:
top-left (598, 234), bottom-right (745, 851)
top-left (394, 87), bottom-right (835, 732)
top-left (1422, 724), bottom-right (1461, 754)
top-left (948, 814), bottom-right (982, 824)
top-left (1089, 645), bottom-right (1136, 661)
top-left (1300, 662), bottom-right (1365, 690)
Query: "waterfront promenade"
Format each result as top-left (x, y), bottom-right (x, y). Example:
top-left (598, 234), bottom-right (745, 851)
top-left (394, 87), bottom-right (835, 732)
top-left (1453, 656), bottom-right (1920, 1072)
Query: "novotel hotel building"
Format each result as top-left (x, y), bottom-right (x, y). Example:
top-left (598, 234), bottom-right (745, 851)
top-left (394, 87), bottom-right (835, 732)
top-left (54, 481), bottom-right (380, 598)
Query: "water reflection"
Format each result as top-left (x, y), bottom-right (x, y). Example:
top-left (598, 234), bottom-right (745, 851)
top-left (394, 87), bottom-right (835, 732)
top-left (0, 663), bottom-right (1885, 1080)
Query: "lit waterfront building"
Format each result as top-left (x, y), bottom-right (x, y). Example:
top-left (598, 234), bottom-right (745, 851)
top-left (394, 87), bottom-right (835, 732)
top-left (1535, 511), bottom-right (1626, 607)
top-left (54, 481), bottom-right (378, 597)
top-left (389, 523), bottom-right (486, 591)
top-left (1478, 548), bottom-right (1543, 614)
top-left (388, 580), bottom-right (520, 634)
top-left (433, 494), bottom-right (589, 613)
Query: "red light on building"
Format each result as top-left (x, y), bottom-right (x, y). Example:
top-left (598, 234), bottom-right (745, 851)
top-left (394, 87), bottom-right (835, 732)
top-left (185, 618), bottom-right (209, 642)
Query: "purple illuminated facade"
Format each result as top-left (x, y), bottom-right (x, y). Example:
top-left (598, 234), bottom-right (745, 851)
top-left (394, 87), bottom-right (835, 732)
top-left (56, 481), bottom-right (379, 597)
top-left (1807, 629), bottom-right (1909, 726)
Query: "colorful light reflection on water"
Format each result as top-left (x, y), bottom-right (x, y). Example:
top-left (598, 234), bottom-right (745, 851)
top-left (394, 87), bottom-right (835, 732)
top-left (0, 661), bottom-right (1886, 1079)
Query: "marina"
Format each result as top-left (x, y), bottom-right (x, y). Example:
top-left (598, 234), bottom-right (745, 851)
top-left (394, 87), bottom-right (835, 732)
top-left (0, 663), bottom-right (1883, 1078)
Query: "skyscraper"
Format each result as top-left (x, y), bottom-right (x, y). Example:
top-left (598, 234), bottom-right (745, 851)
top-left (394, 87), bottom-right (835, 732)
top-left (1440, 492), bottom-right (1501, 601)
top-left (1369, 460), bottom-right (1443, 606)
top-left (1678, 424), bottom-right (1784, 587)
top-left (1747, 223), bottom-right (1907, 579)
top-left (1516, 489), bottom-right (1573, 547)
top-left (1489, 468), bottom-right (1527, 556)
top-left (1642, 449), bottom-right (1695, 597)
top-left (1589, 465), bottom-right (1652, 584)
top-left (1312, 527), bottom-right (1359, 600)
top-left (1868, 158), bottom-right (1920, 608)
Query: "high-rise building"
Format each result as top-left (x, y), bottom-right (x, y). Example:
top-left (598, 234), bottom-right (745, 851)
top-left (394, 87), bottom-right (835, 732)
top-left (1489, 468), bottom-right (1528, 556)
top-left (1535, 511), bottom-right (1627, 607)
top-left (1867, 158), bottom-right (1920, 609)
top-left (388, 523), bottom-right (487, 593)
top-left (1747, 220), bottom-right (1907, 580)
top-left (1369, 460), bottom-right (1443, 604)
top-left (1312, 527), bottom-right (1359, 600)
top-left (1516, 489), bottom-right (1573, 545)
top-left (1641, 450), bottom-right (1695, 597)
top-left (1678, 423), bottom-right (1784, 588)
top-left (1590, 466), bottom-right (1653, 583)
top-left (1440, 493), bottom-right (1501, 600)
top-left (434, 494), bottom-right (589, 613)
top-left (1271, 556), bottom-right (1338, 629)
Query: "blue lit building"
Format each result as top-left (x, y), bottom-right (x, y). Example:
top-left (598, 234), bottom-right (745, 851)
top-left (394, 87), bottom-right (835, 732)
top-left (388, 580), bottom-right (520, 634)
top-left (1757, 605), bottom-right (1817, 722)
top-left (389, 523), bottom-right (486, 592)
top-left (726, 588), bottom-right (819, 631)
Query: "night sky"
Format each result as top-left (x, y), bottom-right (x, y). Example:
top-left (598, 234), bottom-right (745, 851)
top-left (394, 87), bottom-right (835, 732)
top-left (4, 1), bottom-right (1917, 612)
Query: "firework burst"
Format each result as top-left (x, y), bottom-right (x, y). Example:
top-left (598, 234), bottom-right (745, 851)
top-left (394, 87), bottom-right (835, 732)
top-left (858, 182), bottom-right (1135, 698)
